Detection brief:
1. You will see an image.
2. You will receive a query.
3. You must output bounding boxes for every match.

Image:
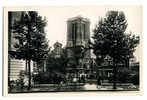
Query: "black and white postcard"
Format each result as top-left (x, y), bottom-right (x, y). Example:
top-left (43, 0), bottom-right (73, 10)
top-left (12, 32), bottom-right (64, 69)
top-left (3, 6), bottom-right (142, 96)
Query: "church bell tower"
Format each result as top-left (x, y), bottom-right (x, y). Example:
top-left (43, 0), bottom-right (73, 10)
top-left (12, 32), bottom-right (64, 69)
top-left (66, 16), bottom-right (91, 79)
top-left (66, 16), bottom-right (90, 58)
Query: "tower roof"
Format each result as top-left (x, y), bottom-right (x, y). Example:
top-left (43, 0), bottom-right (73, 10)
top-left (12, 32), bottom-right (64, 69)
top-left (67, 16), bottom-right (90, 23)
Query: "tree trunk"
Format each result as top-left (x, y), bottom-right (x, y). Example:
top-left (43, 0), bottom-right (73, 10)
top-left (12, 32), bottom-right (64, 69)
top-left (25, 59), bottom-right (28, 72)
top-left (27, 16), bottom-right (31, 90)
top-left (113, 59), bottom-right (117, 89)
top-left (125, 58), bottom-right (130, 69)
top-left (28, 59), bottom-right (31, 90)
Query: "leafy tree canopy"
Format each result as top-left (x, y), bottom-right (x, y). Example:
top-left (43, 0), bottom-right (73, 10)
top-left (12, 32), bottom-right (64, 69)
top-left (12, 11), bottom-right (49, 62)
top-left (92, 11), bottom-right (139, 64)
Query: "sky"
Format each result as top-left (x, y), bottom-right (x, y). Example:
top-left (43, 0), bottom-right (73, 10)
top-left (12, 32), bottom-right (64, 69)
top-left (37, 6), bottom-right (142, 61)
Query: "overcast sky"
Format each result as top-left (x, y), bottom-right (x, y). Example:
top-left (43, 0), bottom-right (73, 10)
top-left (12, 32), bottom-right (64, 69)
top-left (37, 6), bottom-right (142, 61)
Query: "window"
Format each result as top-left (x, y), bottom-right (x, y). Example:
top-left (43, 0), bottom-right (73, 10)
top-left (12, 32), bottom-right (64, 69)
top-left (72, 23), bottom-right (78, 40)
top-left (83, 24), bottom-right (86, 39)
top-left (75, 23), bottom-right (77, 40)
top-left (72, 23), bottom-right (75, 40)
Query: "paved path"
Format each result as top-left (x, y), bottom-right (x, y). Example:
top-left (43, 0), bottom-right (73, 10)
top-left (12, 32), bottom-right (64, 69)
top-left (9, 84), bottom-right (139, 93)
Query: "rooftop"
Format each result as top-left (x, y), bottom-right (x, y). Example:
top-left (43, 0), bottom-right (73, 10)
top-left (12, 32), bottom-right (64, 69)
top-left (67, 15), bottom-right (90, 23)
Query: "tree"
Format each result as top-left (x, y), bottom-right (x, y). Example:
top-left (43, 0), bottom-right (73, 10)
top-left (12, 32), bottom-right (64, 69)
top-left (11, 11), bottom-right (49, 89)
top-left (92, 11), bottom-right (139, 89)
top-left (47, 47), bottom-right (68, 75)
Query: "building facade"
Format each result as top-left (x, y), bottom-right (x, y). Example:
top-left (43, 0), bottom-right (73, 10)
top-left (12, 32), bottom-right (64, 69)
top-left (51, 42), bottom-right (63, 58)
top-left (8, 12), bottom-right (26, 81)
top-left (8, 12), bottom-right (33, 82)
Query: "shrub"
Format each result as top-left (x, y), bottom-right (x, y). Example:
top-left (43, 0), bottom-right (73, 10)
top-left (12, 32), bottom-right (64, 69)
top-left (116, 67), bottom-right (132, 83)
top-left (131, 71), bottom-right (139, 85)
top-left (18, 70), bottom-right (28, 88)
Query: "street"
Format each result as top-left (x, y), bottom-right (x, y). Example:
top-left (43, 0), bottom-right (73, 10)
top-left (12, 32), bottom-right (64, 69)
top-left (9, 83), bottom-right (139, 93)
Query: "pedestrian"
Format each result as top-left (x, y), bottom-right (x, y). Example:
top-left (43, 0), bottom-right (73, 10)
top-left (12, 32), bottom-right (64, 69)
top-left (97, 76), bottom-right (101, 89)
top-left (73, 77), bottom-right (77, 85)
top-left (60, 80), bottom-right (63, 87)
